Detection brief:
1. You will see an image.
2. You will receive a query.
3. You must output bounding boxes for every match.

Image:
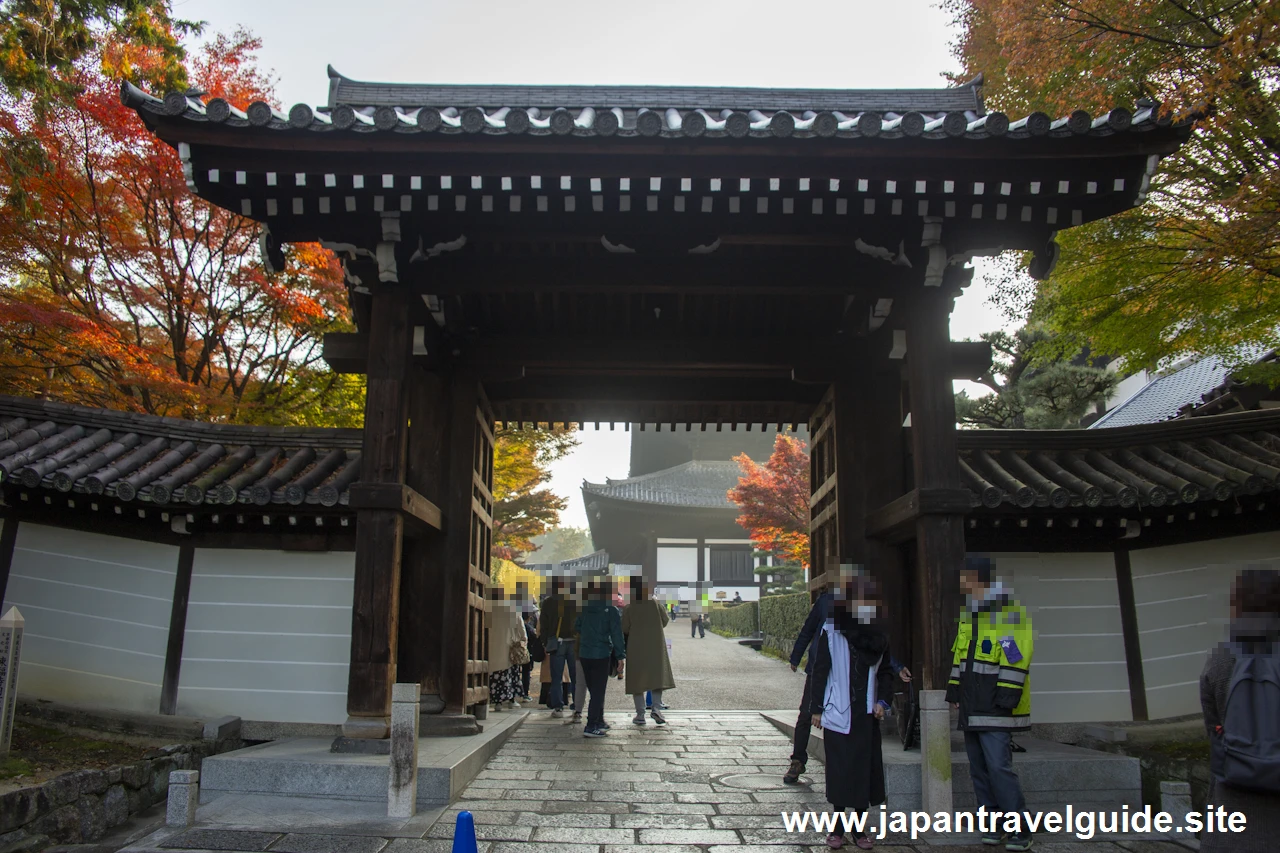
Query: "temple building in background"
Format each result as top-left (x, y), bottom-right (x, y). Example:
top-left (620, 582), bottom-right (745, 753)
top-left (583, 424), bottom-right (803, 603)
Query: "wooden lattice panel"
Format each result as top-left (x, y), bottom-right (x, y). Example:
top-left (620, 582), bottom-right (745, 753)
top-left (808, 387), bottom-right (838, 595)
top-left (465, 392), bottom-right (496, 708)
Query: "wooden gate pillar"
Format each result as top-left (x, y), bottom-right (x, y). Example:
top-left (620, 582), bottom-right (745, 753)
top-left (904, 291), bottom-right (966, 690)
top-left (855, 355), bottom-right (911, 672)
top-left (398, 367), bottom-right (450, 704)
top-left (812, 345), bottom-right (910, 665)
top-left (439, 373), bottom-right (495, 715)
top-left (343, 289), bottom-right (413, 737)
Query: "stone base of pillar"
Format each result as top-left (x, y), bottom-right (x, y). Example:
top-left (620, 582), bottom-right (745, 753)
top-left (919, 689), bottom-right (954, 815)
top-left (419, 713), bottom-right (481, 737)
top-left (330, 736), bottom-right (390, 755)
top-left (340, 715), bottom-right (390, 739)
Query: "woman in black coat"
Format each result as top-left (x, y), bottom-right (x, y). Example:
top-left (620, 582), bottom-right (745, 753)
top-left (809, 572), bottom-right (894, 850)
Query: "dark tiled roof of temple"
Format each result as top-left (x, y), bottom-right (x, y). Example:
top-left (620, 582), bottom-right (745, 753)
top-left (957, 409), bottom-right (1280, 510)
top-left (583, 461), bottom-right (742, 509)
top-left (589, 410), bottom-right (1280, 514)
top-left (10, 396), bottom-right (1279, 519)
top-left (122, 71), bottom-right (1180, 143)
top-left (0, 396), bottom-right (361, 508)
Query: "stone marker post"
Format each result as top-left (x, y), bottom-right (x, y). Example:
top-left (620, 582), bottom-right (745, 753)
top-left (1160, 780), bottom-right (1194, 828)
top-left (166, 769), bottom-right (199, 826)
top-left (388, 682), bottom-right (421, 817)
top-left (918, 689), bottom-right (953, 814)
top-left (0, 607), bottom-right (24, 756)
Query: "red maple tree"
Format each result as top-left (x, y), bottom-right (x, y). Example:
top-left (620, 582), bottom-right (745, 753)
top-left (727, 434), bottom-right (811, 569)
top-left (0, 28), bottom-right (350, 424)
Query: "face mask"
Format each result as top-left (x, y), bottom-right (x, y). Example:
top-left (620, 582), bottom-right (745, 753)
top-left (856, 605), bottom-right (876, 624)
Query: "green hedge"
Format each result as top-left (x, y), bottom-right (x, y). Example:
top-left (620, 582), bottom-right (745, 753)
top-left (759, 592), bottom-right (811, 660)
top-left (707, 602), bottom-right (758, 637)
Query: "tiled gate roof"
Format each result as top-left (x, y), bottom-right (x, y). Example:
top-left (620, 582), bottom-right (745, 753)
top-left (0, 396), bottom-right (361, 508)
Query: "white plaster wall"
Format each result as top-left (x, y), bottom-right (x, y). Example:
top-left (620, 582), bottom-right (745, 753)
top-left (0, 521), bottom-right (175, 714)
top-left (1130, 532), bottom-right (1280, 719)
top-left (989, 552), bottom-right (1132, 724)
top-left (177, 549), bottom-right (354, 724)
top-left (656, 547), bottom-right (697, 584)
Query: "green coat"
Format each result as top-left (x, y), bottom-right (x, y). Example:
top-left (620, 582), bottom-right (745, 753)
top-left (622, 600), bottom-right (676, 694)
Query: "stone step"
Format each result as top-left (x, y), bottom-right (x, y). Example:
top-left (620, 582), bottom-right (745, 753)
top-left (199, 709), bottom-right (525, 808)
top-left (762, 711), bottom-right (1142, 813)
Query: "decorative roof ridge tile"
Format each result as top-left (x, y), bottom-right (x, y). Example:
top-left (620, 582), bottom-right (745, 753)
top-left (121, 80), bottom-right (1192, 144)
top-left (324, 65), bottom-right (987, 112)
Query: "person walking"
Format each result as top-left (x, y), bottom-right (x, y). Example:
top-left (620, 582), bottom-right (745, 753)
top-left (947, 555), bottom-right (1034, 852)
top-left (1198, 567), bottom-right (1280, 853)
top-left (690, 607), bottom-right (706, 638)
top-left (809, 571), bottom-right (893, 850)
top-left (622, 576), bottom-right (674, 726)
top-left (787, 575), bottom-right (911, 784)
top-left (487, 586), bottom-right (528, 711)
top-left (540, 577), bottom-right (579, 718)
top-left (521, 610), bottom-right (540, 701)
top-left (575, 578), bottom-right (626, 738)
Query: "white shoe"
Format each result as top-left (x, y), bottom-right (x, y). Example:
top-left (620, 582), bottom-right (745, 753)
top-left (571, 711), bottom-right (582, 724)
top-left (507, 700), bottom-right (520, 709)
top-left (550, 708), bottom-right (565, 718)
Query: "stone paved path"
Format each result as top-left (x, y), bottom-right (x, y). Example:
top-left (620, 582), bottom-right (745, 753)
top-left (416, 711), bottom-right (1198, 853)
top-left (534, 622), bottom-right (804, 714)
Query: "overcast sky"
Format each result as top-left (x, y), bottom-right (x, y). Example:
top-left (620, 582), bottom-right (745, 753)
top-left (173, 0), bottom-right (1020, 528)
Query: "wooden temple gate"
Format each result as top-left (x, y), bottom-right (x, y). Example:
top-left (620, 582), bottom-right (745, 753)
top-left (126, 70), bottom-right (1188, 736)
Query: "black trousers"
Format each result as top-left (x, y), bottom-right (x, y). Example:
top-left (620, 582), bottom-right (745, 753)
top-left (520, 661), bottom-right (532, 696)
top-left (692, 618), bottom-right (705, 638)
top-left (791, 672), bottom-right (813, 764)
top-left (580, 656), bottom-right (610, 728)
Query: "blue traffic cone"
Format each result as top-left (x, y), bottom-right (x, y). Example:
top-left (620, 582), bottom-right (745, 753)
top-left (451, 810), bottom-right (478, 853)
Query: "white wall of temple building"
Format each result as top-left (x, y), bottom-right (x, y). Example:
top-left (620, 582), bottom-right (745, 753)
top-left (1, 521), bottom-right (175, 715)
top-left (176, 549), bottom-right (353, 724)
top-left (1130, 533), bottom-right (1277, 717)
top-left (990, 531), bottom-right (1280, 725)
top-left (3, 516), bottom-right (1276, 726)
top-left (0, 520), bottom-right (355, 725)
top-left (985, 552), bottom-right (1132, 725)
top-left (655, 545), bottom-right (698, 584)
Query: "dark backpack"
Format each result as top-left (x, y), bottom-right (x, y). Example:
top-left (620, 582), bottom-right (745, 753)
top-left (1211, 651), bottom-right (1280, 793)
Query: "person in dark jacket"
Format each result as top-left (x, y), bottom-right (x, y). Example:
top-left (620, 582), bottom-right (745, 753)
top-left (785, 577), bottom-right (910, 785)
top-left (809, 571), bottom-right (893, 850)
top-left (574, 578), bottom-right (626, 738)
top-left (1198, 567), bottom-right (1280, 853)
top-left (539, 577), bottom-right (579, 717)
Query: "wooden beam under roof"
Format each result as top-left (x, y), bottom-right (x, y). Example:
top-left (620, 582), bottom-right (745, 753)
top-left (323, 334), bottom-right (992, 380)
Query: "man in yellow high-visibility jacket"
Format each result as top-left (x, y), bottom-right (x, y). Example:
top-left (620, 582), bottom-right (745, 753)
top-left (946, 555), bottom-right (1034, 852)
